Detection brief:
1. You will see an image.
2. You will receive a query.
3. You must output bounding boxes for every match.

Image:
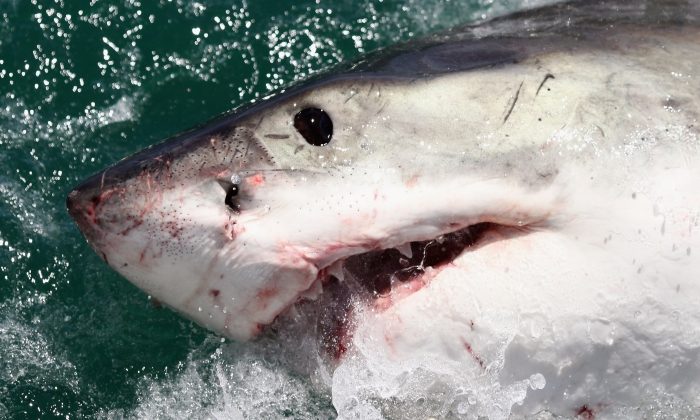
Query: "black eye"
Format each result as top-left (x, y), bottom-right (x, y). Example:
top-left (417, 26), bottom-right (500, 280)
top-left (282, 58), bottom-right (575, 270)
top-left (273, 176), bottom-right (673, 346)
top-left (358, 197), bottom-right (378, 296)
top-left (294, 107), bottom-right (333, 146)
top-left (224, 184), bottom-right (239, 212)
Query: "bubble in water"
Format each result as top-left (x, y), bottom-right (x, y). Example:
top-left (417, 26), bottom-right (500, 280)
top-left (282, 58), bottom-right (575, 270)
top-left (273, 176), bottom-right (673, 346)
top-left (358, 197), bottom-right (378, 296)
top-left (453, 389), bottom-right (478, 415)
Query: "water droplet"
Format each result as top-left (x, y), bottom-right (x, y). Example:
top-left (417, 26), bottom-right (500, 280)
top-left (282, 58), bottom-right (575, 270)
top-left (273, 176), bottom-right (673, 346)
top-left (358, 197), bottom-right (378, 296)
top-left (457, 401), bottom-right (470, 414)
top-left (529, 373), bottom-right (546, 390)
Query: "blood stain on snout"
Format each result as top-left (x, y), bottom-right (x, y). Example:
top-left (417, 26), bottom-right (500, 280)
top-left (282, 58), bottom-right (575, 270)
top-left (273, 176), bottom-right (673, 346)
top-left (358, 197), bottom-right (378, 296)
top-left (404, 174), bottom-right (420, 188)
top-left (223, 222), bottom-right (238, 240)
top-left (246, 173), bottom-right (265, 187)
top-left (257, 287), bottom-right (278, 299)
top-left (254, 287), bottom-right (279, 311)
top-left (164, 220), bottom-right (184, 238)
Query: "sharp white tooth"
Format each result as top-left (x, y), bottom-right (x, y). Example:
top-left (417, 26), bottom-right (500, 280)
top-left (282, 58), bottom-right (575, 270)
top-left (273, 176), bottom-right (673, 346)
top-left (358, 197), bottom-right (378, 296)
top-left (396, 243), bottom-right (413, 258)
top-left (284, 304), bottom-right (300, 318)
top-left (299, 279), bottom-right (323, 301)
top-left (328, 261), bottom-right (345, 282)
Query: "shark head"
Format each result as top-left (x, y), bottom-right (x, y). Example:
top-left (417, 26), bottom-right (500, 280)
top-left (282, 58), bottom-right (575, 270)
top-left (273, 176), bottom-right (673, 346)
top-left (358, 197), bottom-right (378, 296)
top-left (66, 67), bottom-right (562, 341)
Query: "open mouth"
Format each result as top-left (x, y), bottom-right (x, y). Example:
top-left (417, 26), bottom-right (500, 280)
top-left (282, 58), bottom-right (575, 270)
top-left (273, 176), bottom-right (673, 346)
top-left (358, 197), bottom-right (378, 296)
top-left (293, 222), bottom-right (526, 360)
top-left (343, 222), bottom-right (496, 297)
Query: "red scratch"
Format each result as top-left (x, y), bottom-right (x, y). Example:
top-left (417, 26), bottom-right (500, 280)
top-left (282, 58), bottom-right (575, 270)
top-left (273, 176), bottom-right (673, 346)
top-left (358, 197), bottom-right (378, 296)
top-left (250, 323), bottom-right (264, 336)
top-left (246, 173), bottom-right (265, 187)
top-left (257, 287), bottom-right (278, 300)
top-left (575, 405), bottom-right (595, 420)
top-left (461, 338), bottom-right (486, 369)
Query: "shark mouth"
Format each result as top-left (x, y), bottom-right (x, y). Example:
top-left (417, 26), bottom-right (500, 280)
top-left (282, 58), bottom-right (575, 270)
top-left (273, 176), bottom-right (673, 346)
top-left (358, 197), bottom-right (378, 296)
top-left (343, 223), bottom-right (495, 297)
top-left (291, 222), bottom-right (522, 360)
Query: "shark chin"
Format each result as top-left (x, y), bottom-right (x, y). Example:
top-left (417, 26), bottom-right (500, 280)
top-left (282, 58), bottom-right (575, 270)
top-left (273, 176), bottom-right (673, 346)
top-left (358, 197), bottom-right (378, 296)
top-left (67, 0), bottom-right (700, 417)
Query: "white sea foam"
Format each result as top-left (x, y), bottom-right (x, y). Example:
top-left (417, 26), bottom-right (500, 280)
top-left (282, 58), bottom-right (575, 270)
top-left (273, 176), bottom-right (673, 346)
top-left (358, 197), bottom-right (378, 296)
top-left (112, 300), bottom-right (700, 419)
top-left (102, 335), bottom-right (335, 419)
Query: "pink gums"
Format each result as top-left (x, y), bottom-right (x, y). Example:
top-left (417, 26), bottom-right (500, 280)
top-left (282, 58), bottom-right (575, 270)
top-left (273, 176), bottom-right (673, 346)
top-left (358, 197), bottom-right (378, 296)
top-left (373, 264), bottom-right (448, 312)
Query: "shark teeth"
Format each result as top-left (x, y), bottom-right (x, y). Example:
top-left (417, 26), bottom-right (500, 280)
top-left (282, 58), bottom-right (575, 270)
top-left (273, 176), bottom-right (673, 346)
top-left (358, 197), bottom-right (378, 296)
top-left (299, 277), bottom-right (324, 301)
top-left (395, 243), bottom-right (413, 258)
top-left (327, 260), bottom-right (345, 282)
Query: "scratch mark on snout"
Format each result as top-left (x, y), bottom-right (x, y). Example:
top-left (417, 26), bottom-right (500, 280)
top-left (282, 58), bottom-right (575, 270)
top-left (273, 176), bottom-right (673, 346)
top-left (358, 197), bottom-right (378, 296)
top-left (100, 170), bottom-right (108, 191)
top-left (139, 240), bottom-right (152, 264)
top-left (344, 90), bottom-right (358, 103)
top-left (183, 253), bottom-right (222, 309)
top-left (254, 115), bottom-right (265, 130)
top-left (375, 101), bottom-right (388, 116)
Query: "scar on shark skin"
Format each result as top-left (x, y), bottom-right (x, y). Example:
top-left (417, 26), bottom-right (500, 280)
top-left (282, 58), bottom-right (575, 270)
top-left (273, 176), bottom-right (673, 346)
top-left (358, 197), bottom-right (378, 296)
top-left (575, 404), bottom-right (597, 420)
top-left (536, 73), bottom-right (555, 96)
top-left (503, 81), bottom-right (524, 124)
top-left (344, 90), bottom-right (359, 103)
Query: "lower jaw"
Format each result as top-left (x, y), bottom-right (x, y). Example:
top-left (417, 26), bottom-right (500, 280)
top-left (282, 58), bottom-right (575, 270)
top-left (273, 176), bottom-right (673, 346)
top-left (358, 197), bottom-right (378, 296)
top-left (296, 222), bottom-right (530, 360)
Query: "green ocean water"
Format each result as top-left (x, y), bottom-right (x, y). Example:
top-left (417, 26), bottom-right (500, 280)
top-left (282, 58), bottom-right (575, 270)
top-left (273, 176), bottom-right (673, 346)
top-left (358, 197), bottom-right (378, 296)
top-left (0, 1), bottom-right (547, 418)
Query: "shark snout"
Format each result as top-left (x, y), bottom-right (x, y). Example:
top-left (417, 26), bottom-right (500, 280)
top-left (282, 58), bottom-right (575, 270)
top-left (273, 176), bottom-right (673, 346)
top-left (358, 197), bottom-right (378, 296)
top-left (66, 166), bottom-right (136, 250)
top-left (66, 179), bottom-right (108, 247)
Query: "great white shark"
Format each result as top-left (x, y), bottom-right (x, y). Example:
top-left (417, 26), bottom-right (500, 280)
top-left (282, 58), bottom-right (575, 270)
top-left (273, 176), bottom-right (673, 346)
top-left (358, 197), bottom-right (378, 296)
top-left (67, 0), bottom-right (700, 417)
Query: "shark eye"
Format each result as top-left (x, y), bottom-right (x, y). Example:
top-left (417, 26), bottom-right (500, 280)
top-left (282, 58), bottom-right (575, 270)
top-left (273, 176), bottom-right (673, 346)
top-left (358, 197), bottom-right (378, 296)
top-left (294, 107), bottom-right (333, 146)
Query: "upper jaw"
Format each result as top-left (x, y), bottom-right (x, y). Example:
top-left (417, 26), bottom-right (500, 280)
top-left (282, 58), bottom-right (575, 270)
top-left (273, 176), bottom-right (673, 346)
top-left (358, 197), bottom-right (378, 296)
top-left (69, 161), bottom-right (561, 342)
top-left (218, 175), bottom-right (561, 337)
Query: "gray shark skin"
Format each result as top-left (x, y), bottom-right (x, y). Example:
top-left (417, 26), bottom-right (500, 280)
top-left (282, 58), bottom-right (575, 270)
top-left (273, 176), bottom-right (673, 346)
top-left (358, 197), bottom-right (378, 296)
top-left (67, 1), bottom-right (700, 418)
